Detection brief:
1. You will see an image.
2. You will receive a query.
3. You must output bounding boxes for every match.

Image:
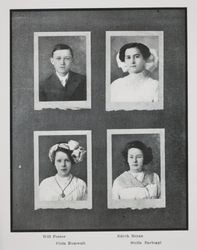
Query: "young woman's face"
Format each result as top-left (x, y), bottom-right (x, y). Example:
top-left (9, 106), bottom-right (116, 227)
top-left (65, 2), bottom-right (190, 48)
top-left (50, 49), bottom-right (73, 76)
top-left (124, 47), bottom-right (146, 74)
top-left (54, 151), bottom-right (72, 177)
top-left (127, 147), bottom-right (144, 173)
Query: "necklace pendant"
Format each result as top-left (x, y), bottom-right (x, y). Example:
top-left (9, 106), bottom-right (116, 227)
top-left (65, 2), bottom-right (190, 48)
top-left (61, 193), bottom-right (65, 198)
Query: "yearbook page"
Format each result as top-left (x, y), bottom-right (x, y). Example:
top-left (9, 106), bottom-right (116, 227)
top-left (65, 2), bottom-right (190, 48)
top-left (0, 0), bottom-right (196, 250)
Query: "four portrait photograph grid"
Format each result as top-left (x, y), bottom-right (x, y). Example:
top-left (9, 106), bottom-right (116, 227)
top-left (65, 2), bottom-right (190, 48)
top-left (11, 8), bottom-right (187, 231)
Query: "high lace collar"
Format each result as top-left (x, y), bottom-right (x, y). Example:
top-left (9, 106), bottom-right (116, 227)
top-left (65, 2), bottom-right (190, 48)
top-left (126, 70), bottom-right (150, 82)
top-left (55, 173), bottom-right (72, 185)
top-left (128, 170), bottom-right (144, 182)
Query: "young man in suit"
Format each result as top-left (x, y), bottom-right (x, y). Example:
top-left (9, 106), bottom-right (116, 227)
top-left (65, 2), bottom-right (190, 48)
top-left (39, 44), bottom-right (86, 101)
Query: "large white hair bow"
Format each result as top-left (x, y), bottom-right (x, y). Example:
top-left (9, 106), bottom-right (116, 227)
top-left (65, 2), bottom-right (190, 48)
top-left (48, 140), bottom-right (86, 164)
top-left (116, 48), bottom-right (159, 73)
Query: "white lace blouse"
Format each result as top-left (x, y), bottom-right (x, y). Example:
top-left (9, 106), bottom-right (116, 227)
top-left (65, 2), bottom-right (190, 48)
top-left (39, 174), bottom-right (87, 201)
top-left (111, 71), bottom-right (159, 103)
top-left (112, 171), bottom-right (160, 200)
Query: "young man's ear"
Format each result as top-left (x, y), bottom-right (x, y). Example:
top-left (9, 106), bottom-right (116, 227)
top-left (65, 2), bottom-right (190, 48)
top-left (50, 57), bottom-right (54, 66)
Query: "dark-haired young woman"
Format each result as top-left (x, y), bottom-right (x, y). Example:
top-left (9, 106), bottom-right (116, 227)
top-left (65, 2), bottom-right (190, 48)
top-left (111, 43), bottom-right (159, 103)
top-left (112, 141), bottom-right (160, 200)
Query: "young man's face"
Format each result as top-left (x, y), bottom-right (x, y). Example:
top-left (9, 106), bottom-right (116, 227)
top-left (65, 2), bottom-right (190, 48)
top-left (50, 49), bottom-right (73, 76)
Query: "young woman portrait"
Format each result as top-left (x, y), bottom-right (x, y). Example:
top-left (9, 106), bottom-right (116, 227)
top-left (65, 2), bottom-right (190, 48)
top-left (111, 42), bottom-right (159, 103)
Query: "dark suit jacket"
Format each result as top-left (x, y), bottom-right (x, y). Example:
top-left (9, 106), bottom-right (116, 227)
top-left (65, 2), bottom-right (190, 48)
top-left (39, 71), bottom-right (86, 101)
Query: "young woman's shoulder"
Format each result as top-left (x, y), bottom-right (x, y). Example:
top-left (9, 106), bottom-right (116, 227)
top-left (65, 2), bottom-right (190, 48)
top-left (152, 172), bottom-right (160, 182)
top-left (72, 176), bottom-right (86, 187)
top-left (114, 171), bottom-right (130, 184)
top-left (147, 77), bottom-right (159, 87)
top-left (39, 176), bottom-right (55, 187)
top-left (111, 76), bottom-right (125, 87)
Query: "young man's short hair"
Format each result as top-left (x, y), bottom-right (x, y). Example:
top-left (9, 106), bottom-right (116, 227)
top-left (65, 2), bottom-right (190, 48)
top-left (51, 44), bottom-right (73, 57)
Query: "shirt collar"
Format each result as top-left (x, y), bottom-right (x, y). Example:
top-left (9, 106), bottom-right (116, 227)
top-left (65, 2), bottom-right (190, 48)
top-left (129, 171), bottom-right (144, 182)
top-left (55, 173), bottom-right (72, 185)
top-left (56, 72), bottom-right (69, 87)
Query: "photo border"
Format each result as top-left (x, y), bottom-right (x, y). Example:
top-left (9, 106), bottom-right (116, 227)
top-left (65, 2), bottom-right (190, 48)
top-left (34, 31), bottom-right (91, 110)
top-left (34, 130), bottom-right (92, 209)
top-left (106, 31), bottom-right (164, 111)
top-left (107, 128), bottom-right (166, 209)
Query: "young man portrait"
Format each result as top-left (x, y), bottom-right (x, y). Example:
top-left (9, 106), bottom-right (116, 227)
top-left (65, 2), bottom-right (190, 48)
top-left (39, 44), bottom-right (86, 101)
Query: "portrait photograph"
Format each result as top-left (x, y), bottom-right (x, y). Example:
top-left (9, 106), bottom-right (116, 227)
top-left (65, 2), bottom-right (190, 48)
top-left (34, 130), bottom-right (92, 209)
top-left (107, 129), bottom-right (165, 209)
top-left (106, 31), bottom-right (164, 111)
top-left (34, 32), bottom-right (91, 110)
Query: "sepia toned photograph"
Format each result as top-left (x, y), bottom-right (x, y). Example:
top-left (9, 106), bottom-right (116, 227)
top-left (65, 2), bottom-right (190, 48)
top-left (34, 130), bottom-right (92, 209)
top-left (106, 31), bottom-right (164, 111)
top-left (107, 129), bottom-right (165, 209)
top-left (34, 32), bottom-right (91, 110)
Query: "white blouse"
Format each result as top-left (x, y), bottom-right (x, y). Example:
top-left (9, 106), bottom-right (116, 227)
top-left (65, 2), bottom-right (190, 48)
top-left (111, 71), bottom-right (159, 103)
top-left (39, 174), bottom-right (87, 201)
top-left (112, 171), bottom-right (160, 200)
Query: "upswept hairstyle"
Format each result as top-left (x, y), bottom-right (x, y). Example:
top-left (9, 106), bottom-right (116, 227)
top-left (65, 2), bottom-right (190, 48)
top-left (48, 140), bottom-right (86, 166)
top-left (119, 42), bottom-right (151, 62)
top-left (51, 44), bottom-right (73, 57)
top-left (50, 147), bottom-right (75, 166)
top-left (122, 140), bottom-right (153, 165)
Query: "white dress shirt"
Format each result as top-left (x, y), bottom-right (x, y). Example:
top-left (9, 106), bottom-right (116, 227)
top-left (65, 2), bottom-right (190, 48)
top-left (56, 72), bottom-right (69, 87)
